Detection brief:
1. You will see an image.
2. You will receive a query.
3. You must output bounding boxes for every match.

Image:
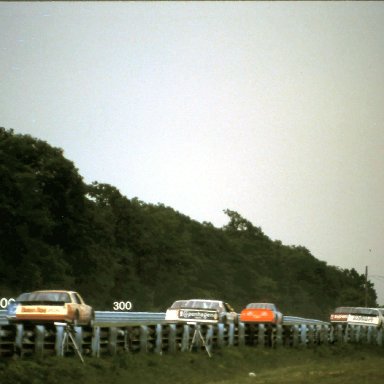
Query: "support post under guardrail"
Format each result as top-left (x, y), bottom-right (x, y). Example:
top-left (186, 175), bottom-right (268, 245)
top-left (35, 325), bottom-right (45, 356)
top-left (92, 326), bottom-right (100, 357)
top-left (292, 325), bottom-right (299, 347)
top-left (366, 327), bottom-right (372, 344)
top-left (275, 324), bottom-right (283, 347)
top-left (139, 325), bottom-right (148, 353)
top-left (155, 324), bottom-right (162, 354)
top-left (206, 325), bottom-right (214, 355)
top-left (55, 324), bottom-right (65, 357)
top-left (217, 323), bottom-right (225, 347)
top-left (15, 324), bottom-right (23, 354)
top-left (300, 324), bottom-right (307, 345)
top-left (228, 323), bottom-right (235, 346)
top-left (257, 324), bottom-right (265, 348)
top-left (108, 327), bottom-right (118, 355)
top-left (168, 324), bottom-right (177, 353)
top-left (237, 322), bottom-right (245, 346)
top-left (181, 324), bottom-right (190, 352)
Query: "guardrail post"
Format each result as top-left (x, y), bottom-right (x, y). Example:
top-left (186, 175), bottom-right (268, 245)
top-left (122, 329), bottom-right (130, 352)
top-left (326, 324), bottom-right (331, 345)
top-left (275, 324), bottom-right (283, 347)
top-left (352, 325), bottom-right (361, 343)
top-left (237, 322), bottom-right (245, 346)
top-left (265, 325), bottom-right (273, 347)
top-left (319, 325), bottom-right (329, 345)
top-left (360, 326), bottom-right (367, 344)
top-left (365, 326), bottom-right (370, 345)
top-left (15, 323), bottom-right (23, 354)
top-left (282, 325), bottom-right (291, 346)
top-left (92, 326), bottom-right (100, 357)
top-left (228, 323), bottom-right (235, 346)
top-left (55, 324), bottom-right (65, 357)
top-left (377, 328), bottom-right (383, 346)
top-left (155, 324), bottom-right (162, 354)
top-left (292, 325), bottom-right (299, 347)
top-left (108, 327), bottom-right (118, 355)
top-left (74, 326), bottom-right (83, 354)
top-left (168, 324), bottom-right (177, 353)
top-left (257, 324), bottom-right (265, 348)
top-left (139, 325), bottom-right (148, 353)
top-left (217, 323), bottom-right (225, 347)
top-left (307, 325), bottom-right (314, 346)
top-left (336, 324), bottom-right (344, 344)
top-left (206, 325), bottom-right (214, 355)
top-left (366, 326), bottom-right (372, 345)
top-left (181, 324), bottom-right (190, 352)
top-left (300, 324), bottom-right (307, 346)
top-left (343, 325), bottom-right (351, 344)
top-left (329, 325), bottom-right (335, 344)
top-left (35, 325), bottom-right (45, 356)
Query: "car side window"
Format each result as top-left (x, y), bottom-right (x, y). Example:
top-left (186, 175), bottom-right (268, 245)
top-left (71, 293), bottom-right (81, 304)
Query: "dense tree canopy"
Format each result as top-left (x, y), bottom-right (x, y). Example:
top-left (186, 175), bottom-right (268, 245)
top-left (0, 127), bottom-right (377, 318)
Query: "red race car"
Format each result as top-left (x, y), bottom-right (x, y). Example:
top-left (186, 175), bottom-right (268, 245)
top-left (240, 303), bottom-right (283, 324)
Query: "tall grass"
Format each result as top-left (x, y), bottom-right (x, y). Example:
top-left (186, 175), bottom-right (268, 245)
top-left (1, 344), bottom-right (384, 384)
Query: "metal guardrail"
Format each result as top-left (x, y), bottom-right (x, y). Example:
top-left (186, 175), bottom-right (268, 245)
top-left (1, 310), bottom-right (329, 326)
top-left (95, 311), bottom-right (166, 325)
top-left (283, 315), bottom-right (329, 326)
top-left (0, 309), bottom-right (166, 325)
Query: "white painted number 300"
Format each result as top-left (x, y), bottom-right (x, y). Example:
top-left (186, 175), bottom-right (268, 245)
top-left (113, 301), bottom-right (132, 311)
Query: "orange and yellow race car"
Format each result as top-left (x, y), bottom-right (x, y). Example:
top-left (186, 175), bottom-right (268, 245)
top-left (239, 303), bottom-right (283, 324)
top-left (7, 290), bottom-right (94, 326)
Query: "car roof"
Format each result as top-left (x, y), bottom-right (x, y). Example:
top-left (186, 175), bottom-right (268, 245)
top-left (187, 299), bottom-right (223, 303)
top-left (246, 303), bottom-right (276, 309)
top-left (31, 290), bottom-right (77, 294)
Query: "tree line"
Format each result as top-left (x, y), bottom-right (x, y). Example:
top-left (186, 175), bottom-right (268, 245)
top-left (0, 127), bottom-right (377, 319)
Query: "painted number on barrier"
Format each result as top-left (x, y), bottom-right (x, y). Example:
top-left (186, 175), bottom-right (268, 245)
top-left (0, 298), bottom-right (15, 309)
top-left (113, 301), bottom-right (132, 311)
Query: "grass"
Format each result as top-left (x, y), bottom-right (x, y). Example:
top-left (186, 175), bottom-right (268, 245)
top-left (1, 344), bottom-right (384, 384)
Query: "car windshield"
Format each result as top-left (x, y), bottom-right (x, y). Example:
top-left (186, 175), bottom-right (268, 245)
top-left (246, 303), bottom-right (275, 310)
top-left (25, 292), bottom-right (71, 303)
top-left (333, 307), bottom-right (355, 314)
top-left (333, 307), bottom-right (380, 316)
top-left (352, 307), bottom-right (379, 316)
top-left (170, 300), bottom-right (187, 309)
top-left (184, 300), bottom-right (222, 310)
top-left (15, 292), bottom-right (31, 302)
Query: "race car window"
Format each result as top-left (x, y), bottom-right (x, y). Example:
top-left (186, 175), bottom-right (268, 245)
top-left (58, 293), bottom-right (71, 303)
top-left (71, 293), bottom-right (81, 304)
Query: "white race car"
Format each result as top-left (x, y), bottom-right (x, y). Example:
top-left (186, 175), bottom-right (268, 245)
top-left (165, 299), bottom-right (237, 324)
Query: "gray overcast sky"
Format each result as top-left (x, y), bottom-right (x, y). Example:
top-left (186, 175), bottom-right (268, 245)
top-left (1, 2), bottom-right (384, 304)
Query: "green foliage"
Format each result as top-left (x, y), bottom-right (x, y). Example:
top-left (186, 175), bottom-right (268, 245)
top-left (0, 127), bottom-right (377, 316)
top-left (1, 345), bottom-right (384, 384)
